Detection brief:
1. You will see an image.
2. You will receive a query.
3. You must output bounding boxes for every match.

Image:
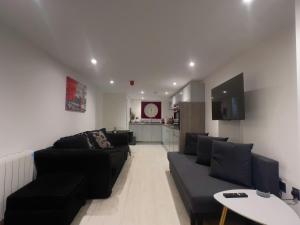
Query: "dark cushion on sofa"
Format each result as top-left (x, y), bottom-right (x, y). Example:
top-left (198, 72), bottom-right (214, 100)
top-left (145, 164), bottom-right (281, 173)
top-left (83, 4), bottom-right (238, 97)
top-left (184, 133), bottom-right (209, 155)
top-left (6, 173), bottom-right (86, 211)
top-left (252, 154), bottom-right (280, 196)
top-left (90, 128), bottom-right (107, 135)
top-left (210, 141), bottom-right (253, 187)
top-left (84, 128), bottom-right (108, 149)
top-left (54, 135), bottom-right (90, 149)
top-left (5, 173), bottom-right (86, 225)
top-left (168, 152), bottom-right (246, 214)
top-left (196, 136), bottom-right (228, 166)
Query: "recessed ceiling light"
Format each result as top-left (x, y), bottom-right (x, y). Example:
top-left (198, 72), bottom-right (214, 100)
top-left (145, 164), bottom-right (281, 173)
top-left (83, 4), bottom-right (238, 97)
top-left (243, 0), bottom-right (253, 4)
top-left (141, 90), bottom-right (145, 94)
top-left (91, 58), bottom-right (97, 65)
top-left (223, 90), bottom-right (227, 94)
top-left (165, 91), bottom-right (169, 95)
top-left (189, 61), bottom-right (195, 68)
top-left (173, 82), bottom-right (177, 86)
top-left (110, 80), bottom-right (114, 84)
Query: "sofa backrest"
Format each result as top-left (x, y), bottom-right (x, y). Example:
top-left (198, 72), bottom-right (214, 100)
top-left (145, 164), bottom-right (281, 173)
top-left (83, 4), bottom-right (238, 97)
top-left (54, 134), bottom-right (91, 149)
top-left (251, 153), bottom-right (280, 197)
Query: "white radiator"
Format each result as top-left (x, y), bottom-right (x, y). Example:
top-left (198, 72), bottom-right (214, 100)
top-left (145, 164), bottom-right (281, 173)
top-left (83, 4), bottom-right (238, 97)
top-left (0, 151), bottom-right (34, 221)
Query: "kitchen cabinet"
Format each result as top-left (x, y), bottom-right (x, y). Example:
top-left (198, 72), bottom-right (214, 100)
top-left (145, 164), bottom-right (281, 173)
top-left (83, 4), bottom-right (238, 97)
top-left (171, 80), bottom-right (205, 106)
top-left (129, 124), bottom-right (162, 142)
top-left (173, 129), bottom-right (179, 152)
top-left (162, 125), bottom-right (179, 152)
top-left (178, 102), bottom-right (205, 151)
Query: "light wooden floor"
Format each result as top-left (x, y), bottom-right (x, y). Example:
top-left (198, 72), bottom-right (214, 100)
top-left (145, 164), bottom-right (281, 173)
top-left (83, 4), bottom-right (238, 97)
top-left (71, 145), bottom-right (246, 225)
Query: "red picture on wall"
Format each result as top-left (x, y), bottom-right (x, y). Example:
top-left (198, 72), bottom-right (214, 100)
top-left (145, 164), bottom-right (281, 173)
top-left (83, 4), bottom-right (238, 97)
top-left (65, 76), bottom-right (87, 112)
top-left (141, 102), bottom-right (162, 119)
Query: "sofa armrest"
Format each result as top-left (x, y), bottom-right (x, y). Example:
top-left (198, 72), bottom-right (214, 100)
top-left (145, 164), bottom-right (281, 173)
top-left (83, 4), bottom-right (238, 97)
top-left (106, 132), bottom-right (129, 146)
top-left (34, 148), bottom-right (113, 198)
top-left (252, 153), bottom-right (280, 197)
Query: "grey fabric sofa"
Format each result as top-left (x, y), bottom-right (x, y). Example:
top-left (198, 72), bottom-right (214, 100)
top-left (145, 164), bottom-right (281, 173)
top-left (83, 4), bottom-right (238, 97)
top-left (168, 134), bottom-right (280, 225)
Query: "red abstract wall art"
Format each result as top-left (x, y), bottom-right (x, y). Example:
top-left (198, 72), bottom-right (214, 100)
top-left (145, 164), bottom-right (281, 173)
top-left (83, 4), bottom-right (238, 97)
top-left (65, 76), bottom-right (87, 112)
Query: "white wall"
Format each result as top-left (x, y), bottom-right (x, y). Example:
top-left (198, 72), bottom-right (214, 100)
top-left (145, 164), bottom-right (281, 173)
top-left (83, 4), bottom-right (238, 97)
top-left (130, 99), bottom-right (142, 121)
top-left (129, 99), bottom-right (172, 121)
top-left (0, 23), bottom-right (98, 157)
top-left (296, 0), bottom-right (300, 178)
top-left (162, 100), bottom-right (172, 119)
top-left (95, 89), bottom-right (104, 129)
top-left (204, 28), bottom-right (299, 188)
top-left (293, 0), bottom-right (300, 214)
top-left (102, 93), bottom-right (128, 130)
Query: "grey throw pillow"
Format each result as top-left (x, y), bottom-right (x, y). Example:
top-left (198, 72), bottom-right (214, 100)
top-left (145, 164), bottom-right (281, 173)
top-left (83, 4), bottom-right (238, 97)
top-left (184, 133), bottom-right (209, 155)
top-left (210, 141), bottom-right (253, 187)
top-left (196, 136), bottom-right (229, 166)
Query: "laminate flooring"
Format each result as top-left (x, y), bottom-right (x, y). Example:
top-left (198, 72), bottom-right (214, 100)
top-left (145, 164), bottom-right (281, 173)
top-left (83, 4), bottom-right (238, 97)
top-left (72, 144), bottom-right (246, 225)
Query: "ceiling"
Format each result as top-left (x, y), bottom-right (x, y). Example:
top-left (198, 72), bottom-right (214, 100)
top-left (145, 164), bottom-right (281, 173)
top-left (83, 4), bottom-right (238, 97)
top-left (0, 0), bottom-right (294, 100)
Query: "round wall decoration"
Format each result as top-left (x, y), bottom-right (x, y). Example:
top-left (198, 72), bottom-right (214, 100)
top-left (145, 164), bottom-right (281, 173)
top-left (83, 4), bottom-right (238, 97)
top-left (141, 102), bottom-right (162, 119)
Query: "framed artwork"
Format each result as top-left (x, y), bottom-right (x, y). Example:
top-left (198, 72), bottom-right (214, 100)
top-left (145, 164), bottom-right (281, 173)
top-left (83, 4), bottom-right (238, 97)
top-left (141, 101), bottom-right (162, 119)
top-left (65, 76), bottom-right (87, 112)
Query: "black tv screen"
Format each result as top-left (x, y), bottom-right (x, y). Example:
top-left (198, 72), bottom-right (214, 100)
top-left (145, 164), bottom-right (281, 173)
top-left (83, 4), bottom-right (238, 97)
top-left (211, 73), bottom-right (245, 120)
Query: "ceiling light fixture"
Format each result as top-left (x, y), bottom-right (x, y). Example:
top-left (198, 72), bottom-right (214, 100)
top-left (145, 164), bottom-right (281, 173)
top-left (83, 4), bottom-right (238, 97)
top-left (243, 0), bottom-right (253, 4)
top-left (141, 90), bottom-right (145, 94)
top-left (173, 82), bottom-right (177, 86)
top-left (165, 91), bottom-right (169, 95)
top-left (110, 80), bottom-right (115, 84)
top-left (189, 61), bottom-right (195, 68)
top-left (91, 58), bottom-right (97, 65)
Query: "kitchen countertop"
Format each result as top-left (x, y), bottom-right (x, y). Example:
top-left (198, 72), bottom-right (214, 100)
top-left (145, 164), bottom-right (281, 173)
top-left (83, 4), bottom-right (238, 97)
top-left (129, 123), bottom-right (179, 130)
top-left (129, 122), bottom-right (162, 125)
top-left (163, 124), bottom-right (180, 130)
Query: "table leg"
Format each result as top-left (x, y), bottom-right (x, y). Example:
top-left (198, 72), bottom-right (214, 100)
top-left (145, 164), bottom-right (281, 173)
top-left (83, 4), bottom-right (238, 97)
top-left (219, 207), bottom-right (228, 225)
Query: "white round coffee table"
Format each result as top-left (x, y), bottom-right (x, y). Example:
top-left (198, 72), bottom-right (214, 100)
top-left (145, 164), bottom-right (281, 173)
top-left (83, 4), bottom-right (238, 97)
top-left (214, 189), bottom-right (300, 225)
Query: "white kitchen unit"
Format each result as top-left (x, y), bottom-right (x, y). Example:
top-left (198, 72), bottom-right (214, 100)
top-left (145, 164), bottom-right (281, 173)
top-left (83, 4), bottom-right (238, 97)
top-left (129, 123), bottom-right (162, 142)
top-left (162, 125), bottom-right (179, 152)
top-left (171, 80), bottom-right (205, 106)
top-left (173, 129), bottom-right (180, 151)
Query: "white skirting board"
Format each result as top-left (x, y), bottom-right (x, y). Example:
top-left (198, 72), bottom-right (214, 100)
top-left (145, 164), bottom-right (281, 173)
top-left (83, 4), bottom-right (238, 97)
top-left (0, 151), bottom-right (34, 221)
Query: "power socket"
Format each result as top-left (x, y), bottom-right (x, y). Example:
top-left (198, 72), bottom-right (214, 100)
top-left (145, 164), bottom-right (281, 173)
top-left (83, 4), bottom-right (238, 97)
top-left (291, 187), bottom-right (300, 201)
top-left (279, 180), bottom-right (286, 193)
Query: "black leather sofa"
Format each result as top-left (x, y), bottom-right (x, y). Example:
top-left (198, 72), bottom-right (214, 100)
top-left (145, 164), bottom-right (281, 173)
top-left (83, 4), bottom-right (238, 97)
top-left (34, 131), bottom-right (130, 199)
top-left (4, 130), bottom-right (130, 225)
top-left (168, 133), bottom-right (280, 225)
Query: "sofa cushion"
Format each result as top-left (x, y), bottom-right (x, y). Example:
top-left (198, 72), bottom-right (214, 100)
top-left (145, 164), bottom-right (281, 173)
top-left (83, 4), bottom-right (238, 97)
top-left (84, 128), bottom-right (107, 149)
top-left (252, 154), bottom-right (280, 196)
top-left (196, 136), bottom-right (228, 166)
top-left (6, 173), bottom-right (86, 210)
top-left (184, 133), bottom-right (209, 155)
top-left (168, 152), bottom-right (246, 214)
top-left (93, 130), bottom-right (112, 149)
top-left (210, 141), bottom-right (253, 187)
top-left (54, 135), bottom-right (90, 149)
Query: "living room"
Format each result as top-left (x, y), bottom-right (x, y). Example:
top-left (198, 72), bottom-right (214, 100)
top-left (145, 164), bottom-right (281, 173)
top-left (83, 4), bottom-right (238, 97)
top-left (0, 0), bottom-right (300, 225)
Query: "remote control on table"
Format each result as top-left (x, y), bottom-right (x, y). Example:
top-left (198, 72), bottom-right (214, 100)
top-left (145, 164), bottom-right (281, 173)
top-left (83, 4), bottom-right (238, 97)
top-left (223, 193), bottom-right (248, 198)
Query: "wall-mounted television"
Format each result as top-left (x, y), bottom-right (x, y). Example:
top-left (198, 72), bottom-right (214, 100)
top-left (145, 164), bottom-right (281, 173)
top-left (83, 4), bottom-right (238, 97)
top-left (211, 73), bottom-right (245, 120)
